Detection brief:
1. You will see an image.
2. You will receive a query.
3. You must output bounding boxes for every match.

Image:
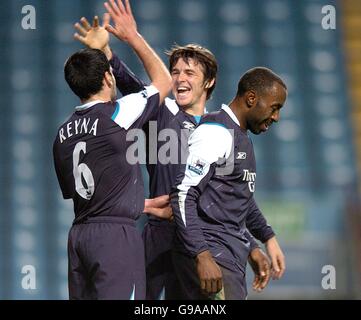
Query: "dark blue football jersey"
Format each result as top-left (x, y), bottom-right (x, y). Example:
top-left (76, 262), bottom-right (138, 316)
top-left (170, 105), bottom-right (275, 273)
top-left (146, 98), bottom-right (198, 197)
top-left (107, 56), bottom-right (273, 250)
top-left (53, 85), bottom-right (160, 224)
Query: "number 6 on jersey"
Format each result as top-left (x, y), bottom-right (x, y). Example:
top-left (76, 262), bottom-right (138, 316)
top-left (73, 141), bottom-right (95, 200)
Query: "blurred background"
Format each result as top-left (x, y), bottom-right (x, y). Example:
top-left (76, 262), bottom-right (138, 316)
top-left (0, 0), bottom-right (360, 299)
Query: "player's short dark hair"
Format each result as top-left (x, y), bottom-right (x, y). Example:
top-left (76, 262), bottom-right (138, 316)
top-left (166, 44), bottom-right (218, 100)
top-left (64, 48), bottom-right (111, 101)
top-left (236, 67), bottom-right (287, 97)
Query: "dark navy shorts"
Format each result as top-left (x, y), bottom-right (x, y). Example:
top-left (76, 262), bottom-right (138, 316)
top-left (68, 216), bottom-right (145, 300)
top-left (142, 221), bottom-right (182, 300)
top-left (171, 250), bottom-right (247, 300)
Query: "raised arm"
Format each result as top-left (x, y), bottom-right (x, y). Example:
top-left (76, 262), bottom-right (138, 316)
top-left (109, 53), bottom-right (146, 95)
top-left (74, 14), bottom-right (112, 59)
top-left (74, 14), bottom-right (146, 96)
top-left (104, 0), bottom-right (171, 103)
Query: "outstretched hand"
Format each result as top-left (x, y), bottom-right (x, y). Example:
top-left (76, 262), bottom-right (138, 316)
top-left (104, 0), bottom-right (138, 43)
top-left (74, 14), bottom-right (111, 52)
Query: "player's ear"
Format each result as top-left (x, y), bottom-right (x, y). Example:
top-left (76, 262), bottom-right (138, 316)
top-left (104, 71), bottom-right (114, 88)
top-left (246, 90), bottom-right (256, 108)
top-left (204, 78), bottom-right (215, 89)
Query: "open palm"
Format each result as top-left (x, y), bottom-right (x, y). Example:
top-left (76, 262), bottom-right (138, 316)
top-left (104, 0), bottom-right (138, 42)
top-left (74, 14), bottom-right (110, 50)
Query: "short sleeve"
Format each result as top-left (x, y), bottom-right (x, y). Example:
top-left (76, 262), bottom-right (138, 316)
top-left (111, 85), bottom-right (160, 130)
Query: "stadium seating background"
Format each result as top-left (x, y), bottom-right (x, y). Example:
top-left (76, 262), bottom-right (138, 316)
top-left (0, 0), bottom-right (360, 299)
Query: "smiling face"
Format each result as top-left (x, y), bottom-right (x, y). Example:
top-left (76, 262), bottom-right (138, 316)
top-left (246, 82), bottom-right (287, 134)
top-left (170, 57), bottom-right (213, 112)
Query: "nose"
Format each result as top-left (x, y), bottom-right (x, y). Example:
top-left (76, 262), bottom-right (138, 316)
top-left (177, 71), bottom-right (187, 82)
top-left (271, 110), bottom-right (280, 122)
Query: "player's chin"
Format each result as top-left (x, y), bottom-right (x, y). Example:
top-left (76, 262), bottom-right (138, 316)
top-left (249, 126), bottom-right (262, 135)
top-left (175, 96), bottom-right (191, 107)
top-left (177, 100), bottom-right (193, 110)
top-left (254, 122), bottom-right (270, 134)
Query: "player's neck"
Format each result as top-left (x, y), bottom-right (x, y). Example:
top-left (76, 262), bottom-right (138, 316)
top-left (183, 99), bottom-right (206, 116)
top-left (185, 106), bottom-right (205, 116)
top-left (81, 92), bottom-right (112, 105)
top-left (229, 97), bottom-right (247, 131)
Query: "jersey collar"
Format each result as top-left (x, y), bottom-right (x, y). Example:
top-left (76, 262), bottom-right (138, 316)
top-left (75, 100), bottom-right (106, 111)
top-left (221, 104), bottom-right (240, 126)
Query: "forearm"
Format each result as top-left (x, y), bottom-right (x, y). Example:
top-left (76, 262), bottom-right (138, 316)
top-left (104, 0), bottom-right (171, 101)
top-left (103, 45), bottom-right (113, 60)
top-left (109, 52), bottom-right (146, 95)
top-left (246, 198), bottom-right (275, 243)
top-left (127, 33), bottom-right (171, 101)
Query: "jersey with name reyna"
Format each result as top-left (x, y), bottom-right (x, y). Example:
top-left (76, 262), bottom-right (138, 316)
top-left (53, 86), bottom-right (159, 224)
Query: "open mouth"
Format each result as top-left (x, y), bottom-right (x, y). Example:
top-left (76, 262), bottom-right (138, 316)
top-left (262, 119), bottom-right (273, 131)
top-left (177, 86), bottom-right (191, 97)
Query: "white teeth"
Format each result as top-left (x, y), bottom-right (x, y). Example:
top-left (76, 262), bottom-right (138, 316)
top-left (177, 86), bottom-right (190, 93)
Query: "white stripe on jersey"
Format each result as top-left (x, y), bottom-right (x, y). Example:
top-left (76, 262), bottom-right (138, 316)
top-left (112, 85), bottom-right (159, 130)
top-left (75, 100), bottom-right (106, 111)
top-left (129, 284), bottom-right (136, 300)
top-left (221, 104), bottom-right (240, 126)
top-left (164, 97), bottom-right (179, 115)
top-left (177, 123), bottom-right (233, 226)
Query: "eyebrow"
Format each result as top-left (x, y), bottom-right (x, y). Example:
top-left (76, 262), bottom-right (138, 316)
top-left (171, 67), bottom-right (196, 73)
top-left (272, 103), bottom-right (283, 109)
